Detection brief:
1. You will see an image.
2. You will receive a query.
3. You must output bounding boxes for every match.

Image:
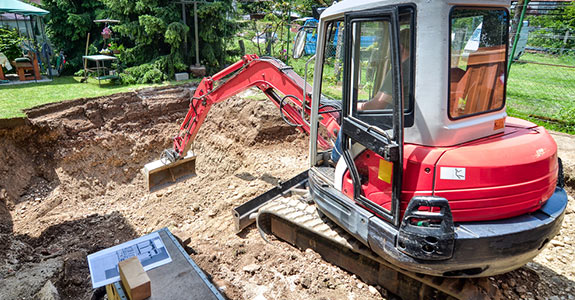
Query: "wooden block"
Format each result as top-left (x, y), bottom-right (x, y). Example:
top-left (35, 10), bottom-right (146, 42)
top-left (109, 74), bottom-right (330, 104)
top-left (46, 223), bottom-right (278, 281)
top-left (119, 256), bottom-right (151, 300)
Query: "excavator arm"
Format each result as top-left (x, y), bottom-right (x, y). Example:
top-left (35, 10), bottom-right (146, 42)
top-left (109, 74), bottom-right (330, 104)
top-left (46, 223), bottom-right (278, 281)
top-left (172, 54), bottom-right (340, 159)
top-left (145, 54), bottom-right (341, 191)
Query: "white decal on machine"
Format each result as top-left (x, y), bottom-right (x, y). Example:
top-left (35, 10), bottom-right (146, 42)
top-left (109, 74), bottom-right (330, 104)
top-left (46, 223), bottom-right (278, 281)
top-left (440, 167), bottom-right (466, 180)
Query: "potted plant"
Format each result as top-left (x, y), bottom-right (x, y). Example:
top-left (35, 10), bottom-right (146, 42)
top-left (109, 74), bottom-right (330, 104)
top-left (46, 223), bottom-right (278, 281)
top-left (109, 42), bottom-right (124, 55)
top-left (101, 26), bottom-right (112, 39)
top-left (99, 47), bottom-right (112, 55)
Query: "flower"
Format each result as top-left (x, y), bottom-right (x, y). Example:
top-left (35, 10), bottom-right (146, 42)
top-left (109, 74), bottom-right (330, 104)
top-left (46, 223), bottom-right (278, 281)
top-left (102, 27), bottom-right (112, 36)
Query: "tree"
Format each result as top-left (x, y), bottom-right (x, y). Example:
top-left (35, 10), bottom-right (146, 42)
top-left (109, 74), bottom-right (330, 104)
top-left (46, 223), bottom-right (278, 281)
top-left (101, 0), bottom-right (239, 75)
top-left (43, 0), bottom-right (239, 78)
top-left (99, 0), bottom-right (185, 78)
top-left (42, 0), bottom-right (105, 74)
top-left (526, 1), bottom-right (575, 51)
top-left (195, 0), bottom-right (240, 70)
top-left (0, 27), bottom-right (23, 62)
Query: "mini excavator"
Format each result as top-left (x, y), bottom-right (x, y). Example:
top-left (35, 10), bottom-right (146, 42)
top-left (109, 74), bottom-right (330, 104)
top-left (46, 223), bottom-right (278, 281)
top-left (144, 0), bottom-right (568, 281)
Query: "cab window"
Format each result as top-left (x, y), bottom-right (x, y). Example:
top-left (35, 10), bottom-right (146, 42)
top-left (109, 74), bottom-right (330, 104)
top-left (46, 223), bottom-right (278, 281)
top-left (449, 7), bottom-right (509, 119)
top-left (320, 20), bottom-right (345, 101)
top-left (349, 8), bottom-right (414, 135)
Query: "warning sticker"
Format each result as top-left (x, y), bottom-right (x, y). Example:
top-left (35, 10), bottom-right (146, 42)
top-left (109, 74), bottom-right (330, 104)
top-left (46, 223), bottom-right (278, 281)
top-left (440, 167), bottom-right (466, 180)
top-left (378, 159), bottom-right (393, 183)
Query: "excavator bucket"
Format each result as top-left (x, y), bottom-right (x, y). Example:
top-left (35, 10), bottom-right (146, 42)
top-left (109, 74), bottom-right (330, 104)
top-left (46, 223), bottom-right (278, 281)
top-left (143, 152), bottom-right (197, 192)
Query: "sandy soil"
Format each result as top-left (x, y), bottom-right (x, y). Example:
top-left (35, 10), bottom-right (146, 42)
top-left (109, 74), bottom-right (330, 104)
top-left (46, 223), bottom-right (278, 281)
top-left (0, 85), bottom-right (573, 300)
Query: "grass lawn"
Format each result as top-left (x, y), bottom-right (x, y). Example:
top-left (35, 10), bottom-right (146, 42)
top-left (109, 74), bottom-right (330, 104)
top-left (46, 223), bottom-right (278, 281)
top-left (0, 76), bottom-right (196, 119)
top-left (507, 52), bottom-right (575, 133)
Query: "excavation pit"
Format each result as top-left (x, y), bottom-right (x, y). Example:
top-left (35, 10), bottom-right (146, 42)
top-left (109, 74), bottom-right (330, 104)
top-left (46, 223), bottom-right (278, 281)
top-left (0, 85), bottom-right (574, 300)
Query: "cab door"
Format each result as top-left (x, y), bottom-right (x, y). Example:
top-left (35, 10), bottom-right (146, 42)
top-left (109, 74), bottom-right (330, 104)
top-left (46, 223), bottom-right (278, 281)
top-left (340, 6), bottom-right (410, 226)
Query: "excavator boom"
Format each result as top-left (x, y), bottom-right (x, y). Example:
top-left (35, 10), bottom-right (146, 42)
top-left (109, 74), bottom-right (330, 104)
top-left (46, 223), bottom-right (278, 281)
top-left (144, 55), bottom-right (340, 191)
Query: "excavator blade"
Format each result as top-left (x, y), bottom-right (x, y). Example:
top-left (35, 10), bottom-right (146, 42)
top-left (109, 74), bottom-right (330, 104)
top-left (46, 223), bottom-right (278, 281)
top-left (143, 152), bottom-right (197, 192)
top-left (233, 170), bottom-right (309, 232)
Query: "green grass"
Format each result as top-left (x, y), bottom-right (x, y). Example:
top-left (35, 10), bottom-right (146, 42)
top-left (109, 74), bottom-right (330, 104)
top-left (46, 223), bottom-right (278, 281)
top-left (506, 52), bottom-right (575, 133)
top-left (507, 106), bottom-right (575, 135)
top-left (0, 76), bottom-right (196, 119)
top-left (516, 51), bottom-right (575, 65)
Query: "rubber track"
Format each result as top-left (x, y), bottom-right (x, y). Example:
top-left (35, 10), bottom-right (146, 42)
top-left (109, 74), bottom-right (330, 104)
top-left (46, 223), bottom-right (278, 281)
top-left (257, 195), bottom-right (502, 300)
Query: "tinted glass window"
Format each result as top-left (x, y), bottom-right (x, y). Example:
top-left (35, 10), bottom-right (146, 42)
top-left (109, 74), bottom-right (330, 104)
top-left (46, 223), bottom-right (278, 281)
top-left (321, 20), bottom-right (345, 101)
top-left (449, 8), bottom-right (508, 119)
top-left (349, 11), bottom-right (413, 136)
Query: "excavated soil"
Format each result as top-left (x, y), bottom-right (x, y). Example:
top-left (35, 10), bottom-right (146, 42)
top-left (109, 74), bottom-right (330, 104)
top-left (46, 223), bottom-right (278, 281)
top-left (0, 85), bottom-right (574, 300)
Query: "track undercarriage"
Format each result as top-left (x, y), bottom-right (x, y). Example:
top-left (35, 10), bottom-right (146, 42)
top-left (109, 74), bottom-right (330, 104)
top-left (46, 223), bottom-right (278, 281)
top-left (235, 175), bottom-right (503, 300)
top-left (257, 189), bottom-right (501, 299)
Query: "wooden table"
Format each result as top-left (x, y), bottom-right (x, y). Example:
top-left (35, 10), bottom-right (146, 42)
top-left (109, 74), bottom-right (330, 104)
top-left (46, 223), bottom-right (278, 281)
top-left (83, 55), bottom-right (119, 87)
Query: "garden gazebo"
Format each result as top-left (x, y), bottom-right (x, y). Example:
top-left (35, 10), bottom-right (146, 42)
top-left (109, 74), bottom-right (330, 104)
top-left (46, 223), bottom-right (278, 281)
top-left (0, 0), bottom-right (49, 16)
top-left (0, 0), bottom-right (51, 82)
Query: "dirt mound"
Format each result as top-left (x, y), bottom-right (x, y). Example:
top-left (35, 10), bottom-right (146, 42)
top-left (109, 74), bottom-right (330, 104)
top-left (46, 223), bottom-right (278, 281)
top-left (0, 85), bottom-right (574, 300)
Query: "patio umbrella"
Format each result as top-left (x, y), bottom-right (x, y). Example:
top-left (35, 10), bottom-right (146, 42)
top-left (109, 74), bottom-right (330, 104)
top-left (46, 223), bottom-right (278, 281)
top-left (0, 0), bottom-right (49, 16)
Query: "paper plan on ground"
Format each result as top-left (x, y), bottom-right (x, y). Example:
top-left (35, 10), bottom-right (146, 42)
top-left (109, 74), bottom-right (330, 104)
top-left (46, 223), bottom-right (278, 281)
top-left (87, 231), bottom-right (172, 288)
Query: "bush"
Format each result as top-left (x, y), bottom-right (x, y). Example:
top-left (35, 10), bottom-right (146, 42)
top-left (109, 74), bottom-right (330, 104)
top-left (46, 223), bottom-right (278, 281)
top-left (526, 2), bottom-right (575, 50)
top-left (0, 27), bottom-right (23, 62)
top-left (120, 63), bottom-right (166, 84)
top-left (74, 69), bottom-right (85, 77)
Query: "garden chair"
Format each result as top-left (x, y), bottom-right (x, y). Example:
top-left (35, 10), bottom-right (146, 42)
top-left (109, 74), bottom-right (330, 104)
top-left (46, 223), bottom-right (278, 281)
top-left (12, 51), bottom-right (41, 81)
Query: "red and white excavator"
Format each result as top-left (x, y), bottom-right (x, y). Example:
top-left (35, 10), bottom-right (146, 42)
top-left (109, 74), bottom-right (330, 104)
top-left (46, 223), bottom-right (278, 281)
top-left (145, 0), bottom-right (567, 284)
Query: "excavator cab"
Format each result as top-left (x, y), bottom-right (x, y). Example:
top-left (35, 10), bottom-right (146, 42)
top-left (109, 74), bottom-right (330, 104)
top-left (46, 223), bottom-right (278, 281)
top-left (306, 0), bottom-right (567, 277)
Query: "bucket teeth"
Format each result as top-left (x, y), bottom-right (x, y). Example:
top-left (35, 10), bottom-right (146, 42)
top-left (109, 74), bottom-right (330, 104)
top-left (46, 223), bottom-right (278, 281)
top-left (143, 152), bottom-right (197, 192)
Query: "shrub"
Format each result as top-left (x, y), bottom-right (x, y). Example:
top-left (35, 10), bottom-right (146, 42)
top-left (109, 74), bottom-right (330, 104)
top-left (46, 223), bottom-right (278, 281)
top-left (120, 63), bottom-right (166, 84)
top-left (0, 27), bottom-right (23, 61)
